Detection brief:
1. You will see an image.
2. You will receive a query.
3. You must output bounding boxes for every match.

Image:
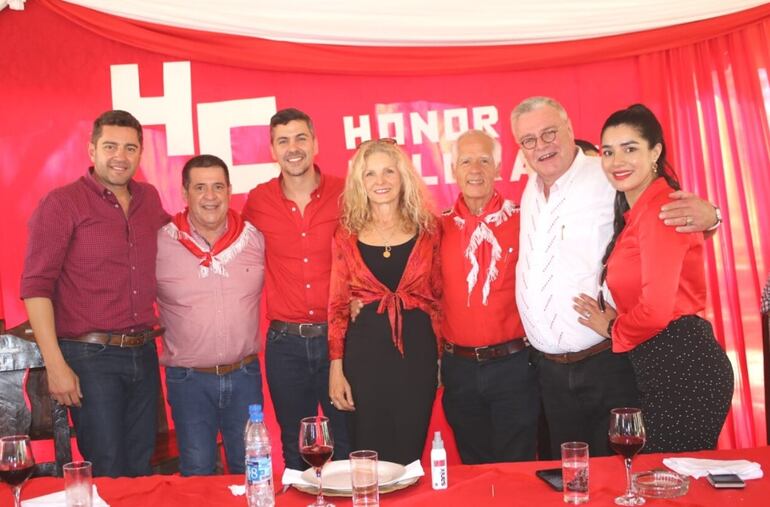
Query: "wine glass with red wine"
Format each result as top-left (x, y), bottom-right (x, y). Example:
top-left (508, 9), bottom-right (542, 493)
top-left (0, 435), bottom-right (36, 507)
top-left (299, 416), bottom-right (335, 507)
top-left (609, 408), bottom-right (646, 506)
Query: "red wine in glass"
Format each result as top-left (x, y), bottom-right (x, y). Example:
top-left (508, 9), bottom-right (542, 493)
top-left (0, 465), bottom-right (35, 487)
top-left (608, 408), bottom-right (646, 506)
top-left (609, 435), bottom-right (645, 459)
top-left (0, 435), bottom-right (36, 507)
top-left (300, 444), bottom-right (334, 469)
top-left (299, 416), bottom-right (335, 507)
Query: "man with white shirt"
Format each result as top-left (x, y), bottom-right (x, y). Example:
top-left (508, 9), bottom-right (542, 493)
top-left (511, 96), bottom-right (720, 456)
top-left (156, 154), bottom-right (265, 475)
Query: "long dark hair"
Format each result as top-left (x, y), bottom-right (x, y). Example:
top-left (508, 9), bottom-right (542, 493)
top-left (600, 104), bottom-right (681, 281)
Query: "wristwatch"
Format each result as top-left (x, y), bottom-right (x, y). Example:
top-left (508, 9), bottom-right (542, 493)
top-left (706, 206), bottom-right (723, 231)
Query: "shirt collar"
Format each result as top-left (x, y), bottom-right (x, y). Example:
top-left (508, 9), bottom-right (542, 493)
top-left (275, 164), bottom-right (325, 201)
top-left (83, 167), bottom-right (140, 199)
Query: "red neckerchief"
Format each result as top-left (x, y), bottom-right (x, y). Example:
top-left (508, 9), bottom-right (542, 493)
top-left (452, 191), bottom-right (509, 305)
top-left (171, 208), bottom-right (245, 269)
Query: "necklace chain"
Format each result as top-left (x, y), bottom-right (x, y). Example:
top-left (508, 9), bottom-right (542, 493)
top-left (372, 221), bottom-right (398, 259)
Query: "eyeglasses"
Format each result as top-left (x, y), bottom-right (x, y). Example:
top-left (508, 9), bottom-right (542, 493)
top-left (357, 137), bottom-right (398, 148)
top-left (518, 128), bottom-right (559, 150)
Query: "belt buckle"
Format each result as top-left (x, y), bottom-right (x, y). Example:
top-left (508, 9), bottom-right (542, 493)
top-left (118, 334), bottom-right (128, 347)
top-left (215, 364), bottom-right (224, 375)
top-left (474, 345), bottom-right (489, 362)
top-left (298, 323), bottom-right (314, 338)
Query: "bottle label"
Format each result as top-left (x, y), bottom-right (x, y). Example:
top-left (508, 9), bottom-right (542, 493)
top-left (246, 457), bottom-right (272, 484)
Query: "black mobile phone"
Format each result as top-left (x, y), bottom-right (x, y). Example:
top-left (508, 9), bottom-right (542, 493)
top-left (707, 473), bottom-right (746, 489)
top-left (536, 468), bottom-right (563, 491)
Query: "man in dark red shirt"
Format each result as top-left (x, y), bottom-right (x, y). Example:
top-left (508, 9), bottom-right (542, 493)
top-left (21, 110), bottom-right (169, 477)
top-left (241, 108), bottom-right (350, 470)
top-left (440, 129), bottom-right (539, 464)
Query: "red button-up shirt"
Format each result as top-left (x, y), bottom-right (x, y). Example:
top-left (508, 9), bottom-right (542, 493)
top-left (242, 169), bottom-right (344, 323)
top-left (20, 169), bottom-right (169, 338)
top-left (440, 192), bottom-right (524, 347)
top-left (607, 178), bottom-right (706, 352)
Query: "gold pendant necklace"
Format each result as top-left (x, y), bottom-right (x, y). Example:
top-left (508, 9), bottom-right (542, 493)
top-left (373, 221), bottom-right (398, 259)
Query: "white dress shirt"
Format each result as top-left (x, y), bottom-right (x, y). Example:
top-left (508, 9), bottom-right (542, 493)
top-left (516, 150), bottom-right (616, 354)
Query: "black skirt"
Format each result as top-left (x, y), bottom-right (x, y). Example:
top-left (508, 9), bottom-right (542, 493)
top-left (628, 315), bottom-right (733, 453)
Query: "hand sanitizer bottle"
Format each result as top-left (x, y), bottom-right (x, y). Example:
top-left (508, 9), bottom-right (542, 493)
top-left (430, 431), bottom-right (448, 490)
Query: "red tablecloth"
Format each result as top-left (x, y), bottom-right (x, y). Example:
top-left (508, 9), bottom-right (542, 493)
top-left (7, 447), bottom-right (770, 506)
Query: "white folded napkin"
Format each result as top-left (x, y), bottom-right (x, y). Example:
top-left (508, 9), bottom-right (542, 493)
top-left (21, 485), bottom-right (109, 506)
top-left (281, 459), bottom-right (424, 488)
top-left (663, 457), bottom-right (764, 480)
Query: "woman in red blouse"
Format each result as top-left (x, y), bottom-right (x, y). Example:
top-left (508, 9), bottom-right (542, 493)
top-left (574, 104), bottom-right (733, 452)
top-left (327, 139), bottom-right (442, 464)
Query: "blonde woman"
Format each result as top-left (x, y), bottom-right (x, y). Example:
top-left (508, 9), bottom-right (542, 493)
top-left (327, 139), bottom-right (442, 464)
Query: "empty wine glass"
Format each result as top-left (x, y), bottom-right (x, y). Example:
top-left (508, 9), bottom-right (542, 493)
top-left (299, 416), bottom-right (335, 507)
top-left (608, 408), bottom-right (646, 506)
top-left (0, 435), bottom-right (36, 507)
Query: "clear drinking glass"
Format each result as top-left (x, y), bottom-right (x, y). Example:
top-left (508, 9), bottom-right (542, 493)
top-left (0, 435), bottom-right (36, 507)
top-left (608, 408), bottom-right (646, 506)
top-left (63, 461), bottom-right (93, 507)
top-left (299, 416), bottom-right (335, 507)
top-left (561, 442), bottom-right (589, 504)
top-left (350, 450), bottom-right (379, 506)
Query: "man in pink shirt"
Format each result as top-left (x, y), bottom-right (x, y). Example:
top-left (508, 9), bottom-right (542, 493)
top-left (156, 154), bottom-right (265, 476)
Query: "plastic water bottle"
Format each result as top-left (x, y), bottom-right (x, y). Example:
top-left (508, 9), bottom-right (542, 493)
top-left (244, 404), bottom-right (275, 507)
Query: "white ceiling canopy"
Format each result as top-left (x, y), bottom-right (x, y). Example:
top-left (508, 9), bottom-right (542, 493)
top-left (56, 0), bottom-right (769, 46)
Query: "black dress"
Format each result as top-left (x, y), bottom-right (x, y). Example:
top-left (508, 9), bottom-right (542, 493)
top-left (342, 237), bottom-right (438, 464)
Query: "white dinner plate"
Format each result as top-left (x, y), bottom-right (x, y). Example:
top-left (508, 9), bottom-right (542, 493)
top-left (300, 460), bottom-right (407, 490)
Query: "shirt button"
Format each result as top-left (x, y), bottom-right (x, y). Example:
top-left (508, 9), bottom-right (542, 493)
top-left (303, 258), bottom-right (309, 263)
top-left (133, 313), bottom-right (138, 317)
top-left (301, 232), bottom-right (307, 237)
top-left (132, 290), bottom-right (137, 294)
top-left (131, 266), bottom-right (136, 270)
top-left (291, 207), bottom-right (297, 212)
top-left (114, 204), bottom-right (119, 208)
top-left (309, 310), bottom-right (315, 316)
top-left (306, 283), bottom-right (311, 288)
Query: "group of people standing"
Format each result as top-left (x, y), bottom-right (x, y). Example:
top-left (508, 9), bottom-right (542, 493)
top-left (19, 96), bottom-right (734, 478)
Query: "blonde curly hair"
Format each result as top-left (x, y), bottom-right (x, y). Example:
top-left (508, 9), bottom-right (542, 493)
top-left (341, 140), bottom-right (435, 235)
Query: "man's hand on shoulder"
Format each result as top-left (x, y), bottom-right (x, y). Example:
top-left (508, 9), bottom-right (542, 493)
top-left (659, 190), bottom-right (720, 233)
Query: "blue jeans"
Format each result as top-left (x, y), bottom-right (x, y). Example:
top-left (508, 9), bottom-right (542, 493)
top-left (264, 328), bottom-right (351, 470)
top-left (165, 360), bottom-right (263, 476)
top-left (59, 340), bottom-right (160, 477)
top-left (441, 347), bottom-right (539, 464)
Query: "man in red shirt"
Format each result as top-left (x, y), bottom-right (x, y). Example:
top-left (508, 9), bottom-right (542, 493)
top-left (21, 110), bottom-right (169, 477)
top-left (241, 108), bottom-right (350, 470)
top-left (440, 129), bottom-right (538, 463)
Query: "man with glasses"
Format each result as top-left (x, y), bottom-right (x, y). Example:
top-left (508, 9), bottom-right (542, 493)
top-left (241, 108), bottom-right (350, 470)
top-left (510, 96), bottom-right (720, 456)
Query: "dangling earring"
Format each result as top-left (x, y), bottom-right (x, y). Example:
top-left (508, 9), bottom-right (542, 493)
top-left (652, 161), bottom-right (658, 174)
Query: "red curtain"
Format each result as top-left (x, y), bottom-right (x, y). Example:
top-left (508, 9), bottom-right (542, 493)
top-left (40, 0), bottom-right (770, 75)
top-left (639, 20), bottom-right (770, 448)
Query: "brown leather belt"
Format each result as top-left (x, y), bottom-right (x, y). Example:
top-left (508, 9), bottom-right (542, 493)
top-left (269, 320), bottom-right (327, 338)
top-left (61, 328), bottom-right (164, 348)
top-left (444, 338), bottom-right (526, 362)
top-left (542, 340), bottom-right (612, 364)
top-left (191, 354), bottom-right (259, 376)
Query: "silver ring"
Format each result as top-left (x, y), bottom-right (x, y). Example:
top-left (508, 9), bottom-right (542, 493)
top-left (686, 216), bottom-right (694, 226)
top-left (583, 311), bottom-right (591, 318)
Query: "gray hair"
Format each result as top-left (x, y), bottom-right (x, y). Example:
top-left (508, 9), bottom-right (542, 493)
top-left (451, 129), bottom-right (503, 166)
top-left (510, 96), bottom-right (569, 126)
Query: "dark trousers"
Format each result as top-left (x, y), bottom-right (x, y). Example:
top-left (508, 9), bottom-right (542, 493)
top-left (60, 340), bottom-right (159, 477)
top-left (165, 359), bottom-right (263, 476)
top-left (534, 348), bottom-right (640, 457)
top-left (441, 347), bottom-right (539, 464)
top-left (264, 328), bottom-right (351, 470)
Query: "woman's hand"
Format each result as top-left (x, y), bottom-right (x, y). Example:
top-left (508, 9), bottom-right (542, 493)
top-left (329, 359), bottom-right (355, 411)
top-left (573, 293), bottom-right (617, 338)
